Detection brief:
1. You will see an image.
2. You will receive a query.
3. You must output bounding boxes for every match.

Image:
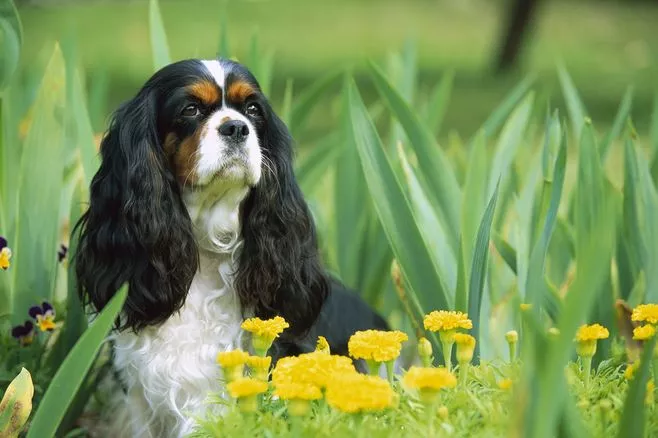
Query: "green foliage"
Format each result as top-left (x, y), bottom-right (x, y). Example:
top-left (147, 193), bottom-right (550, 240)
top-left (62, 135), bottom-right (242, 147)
top-left (2, 1), bottom-right (658, 436)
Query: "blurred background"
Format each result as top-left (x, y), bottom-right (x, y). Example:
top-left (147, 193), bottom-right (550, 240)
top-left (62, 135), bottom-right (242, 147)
top-left (14, 0), bottom-right (658, 139)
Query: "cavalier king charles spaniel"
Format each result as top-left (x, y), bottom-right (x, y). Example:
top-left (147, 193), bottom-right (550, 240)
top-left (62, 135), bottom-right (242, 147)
top-left (74, 58), bottom-right (388, 437)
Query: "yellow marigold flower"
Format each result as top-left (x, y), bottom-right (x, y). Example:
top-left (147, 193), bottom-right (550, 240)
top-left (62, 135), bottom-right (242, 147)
top-left (423, 310), bottom-right (472, 332)
top-left (575, 324), bottom-right (610, 342)
top-left (274, 382), bottom-right (322, 401)
top-left (418, 337), bottom-right (433, 367)
top-left (272, 351), bottom-right (356, 390)
top-left (316, 336), bottom-right (330, 354)
top-left (241, 316), bottom-right (289, 354)
top-left (217, 349), bottom-right (250, 381)
top-left (453, 333), bottom-right (476, 364)
top-left (217, 349), bottom-right (250, 368)
top-left (498, 378), bottom-right (513, 390)
top-left (227, 377), bottom-right (268, 398)
top-left (575, 324), bottom-right (609, 358)
top-left (633, 325), bottom-right (656, 341)
top-left (632, 304), bottom-right (658, 325)
top-left (325, 373), bottom-right (394, 414)
top-left (402, 366), bottom-right (457, 391)
top-left (505, 330), bottom-right (518, 343)
top-left (246, 355), bottom-right (272, 381)
top-left (520, 303), bottom-right (532, 312)
top-left (348, 330), bottom-right (408, 363)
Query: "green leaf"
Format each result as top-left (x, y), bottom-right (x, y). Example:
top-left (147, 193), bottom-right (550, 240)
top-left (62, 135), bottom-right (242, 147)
top-left (335, 83), bottom-right (368, 287)
top-left (10, 45), bottom-right (66, 323)
top-left (288, 70), bottom-right (342, 135)
top-left (72, 68), bottom-right (99, 194)
top-left (467, 181), bottom-right (499, 362)
top-left (368, 61), bottom-right (461, 254)
top-left (617, 335), bottom-right (657, 438)
top-left (0, 0), bottom-right (22, 90)
top-left (398, 142), bottom-right (456, 290)
top-left (280, 78), bottom-right (294, 127)
top-left (423, 71), bottom-right (454, 136)
top-left (475, 75), bottom-right (535, 140)
top-left (526, 122), bottom-right (567, 312)
top-left (348, 80), bottom-right (452, 316)
top-left (557, 65), bottom-right (588, 140)
top-left (296, 134), bottom-right (341, 196)
top-left (149, 0), bottom-right (171, 72)
top-left (492, 233), bottom-right (517, 275)
top-left (600, 86), bottom-right (632, 160)
top-left (26, 286), bottom-right (128, 438)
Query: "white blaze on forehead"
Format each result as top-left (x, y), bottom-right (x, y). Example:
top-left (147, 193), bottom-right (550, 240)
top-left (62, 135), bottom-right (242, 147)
top-left (201, 60), bottom-right (226, 89)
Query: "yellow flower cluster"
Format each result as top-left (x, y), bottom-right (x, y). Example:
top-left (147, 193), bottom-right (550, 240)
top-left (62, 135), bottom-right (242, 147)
top-left (316, 336), bottom-right (330, 354)
top-left (227, 377), bottom-right (268, 398)
top-left (632, 304), bottom-right (658, 325)
top-left (273, 382), bottom-right (322, 401)
top-left (423, 311), bottom-right (473, 332)
top-left (402, 366), bottom-right (457, 391)
top-left (217, 349), bottom-right (250, 368)
top-left (347, 330), bottom-right (408, 362)
top-left (453, 333), bottom-right (476, 364)
top-left (272, 351), bottom-right (356, 390)
top-left (325, 373), bottom-right (395, 414)
top-left (575, 324), bottom-right (609, 342)
top-left (633, 324), bottom-right (656, 341)
top-left (241, 316), bottom-right (290, 338)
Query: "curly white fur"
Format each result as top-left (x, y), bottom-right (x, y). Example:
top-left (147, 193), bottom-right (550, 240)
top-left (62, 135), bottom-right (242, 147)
top-left (96, 188), bottom-right (250, 438)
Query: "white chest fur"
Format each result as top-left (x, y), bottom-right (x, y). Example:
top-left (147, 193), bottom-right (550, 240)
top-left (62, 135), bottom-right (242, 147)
top-left (105, 250), bottom-right (245, 438)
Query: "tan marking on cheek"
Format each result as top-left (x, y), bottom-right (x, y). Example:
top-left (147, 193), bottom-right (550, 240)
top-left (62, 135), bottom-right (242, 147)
top-left (187, 81), bottom-right (221, 105)
top-left (172, 128), bottom-right (203, 186)
top-left (227, 81), bottom-right (255, 103)
top-left (164, 132), bottom-right (178, 157)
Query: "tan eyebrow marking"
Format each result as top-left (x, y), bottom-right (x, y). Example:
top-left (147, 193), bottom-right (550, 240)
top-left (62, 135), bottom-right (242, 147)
top-left (187, 80), bottom-right (221, 105)
top-left (227, 81), bottom-right (256, 103)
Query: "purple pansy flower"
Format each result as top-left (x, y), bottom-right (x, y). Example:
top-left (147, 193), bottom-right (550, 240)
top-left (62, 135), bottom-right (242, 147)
top-left (11, 321), bottom-right (34, 346)
top-left (57, 244), bottom-right (68, 263)
top-left (29, 302), bottom-right (56, 332)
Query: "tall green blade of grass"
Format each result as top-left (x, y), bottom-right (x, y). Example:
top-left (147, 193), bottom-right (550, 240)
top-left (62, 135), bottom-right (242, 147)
top-left (295, 133), bottom-right (340, 196)
top-left (0, 0), bottom-right (22, 91)
top-left (368, 61), bottom-right (461, 254)
top-left (149, 0), bottom-right (171, 72)
top-left (398, 143), bottom-right (456, 290)
top-left (557, 65), bottom-right (588, 140)
top-left (386, 40), bottom-right (417, 150)
top-left (334, 81), bottom-right (368, 287)
top-left (617, 335), bottom-right (657, 438)
top-left (423, 71), bottom-right (453, 136)
top-left (348, 79), bottom-right (452, 315)
top-left (288, 70), bottom-right (342, 136)
top-left (600, 86), bottom-right (632, 160)
top-left (525, 121), bottom-right (566, 313)
top-left (246, 31), bottom-right (274, 97)
top-left (474, 75), bottom-right (535, 141)
top-left (467, 182), bottom-right (499, 362)
top-left (650, 94), bottom-right (658, 184)
top-left (529, 122), bottom-right (616, 438)
top-left (623, 131), bottom-right (658, 302)
top-left (26, 286), bottom-right (128, 438)
top-left (72, 68), bottom-right (100, 193)
top-left (10, 45), bottom-right (66, 323)
top-left (456, 131), bottom-right (489, 311)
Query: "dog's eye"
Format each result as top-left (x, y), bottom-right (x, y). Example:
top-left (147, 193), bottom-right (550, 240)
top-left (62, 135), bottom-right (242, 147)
top-left (181, 104), bottom-right (200, 117)
top-left (245, 103), bottom-right (261, 118)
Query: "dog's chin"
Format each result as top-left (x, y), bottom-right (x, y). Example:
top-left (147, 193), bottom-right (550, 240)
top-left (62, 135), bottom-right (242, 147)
top-left (195, 157), bottom-right (261, 192)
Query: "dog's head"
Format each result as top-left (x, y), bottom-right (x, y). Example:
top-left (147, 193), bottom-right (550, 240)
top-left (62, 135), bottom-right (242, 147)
top-left (75, 59), bottom-right (328, 335)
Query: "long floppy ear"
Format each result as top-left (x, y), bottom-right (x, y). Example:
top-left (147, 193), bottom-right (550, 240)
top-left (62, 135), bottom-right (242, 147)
top-left (74, 89), bottom-right (198, 331)
top-left (235, 109), bottom-right (329, 337)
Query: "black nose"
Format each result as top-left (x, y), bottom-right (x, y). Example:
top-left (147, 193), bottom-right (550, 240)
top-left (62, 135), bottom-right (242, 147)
top-left (218, 120), bottom-right (249, 142)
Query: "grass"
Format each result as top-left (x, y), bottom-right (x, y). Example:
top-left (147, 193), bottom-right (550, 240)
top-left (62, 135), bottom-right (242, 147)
top-left (15, 0), bottom-right (658, 136)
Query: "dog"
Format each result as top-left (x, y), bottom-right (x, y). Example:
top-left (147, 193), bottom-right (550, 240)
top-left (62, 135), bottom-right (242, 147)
top-left (74, 58), bottom-right (388, 437)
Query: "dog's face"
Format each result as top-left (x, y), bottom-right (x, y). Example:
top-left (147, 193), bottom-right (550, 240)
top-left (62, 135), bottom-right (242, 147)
top-left (76, 59), bottom-right (328, 335)
top-left (157, 60), bottom-right (264, 189)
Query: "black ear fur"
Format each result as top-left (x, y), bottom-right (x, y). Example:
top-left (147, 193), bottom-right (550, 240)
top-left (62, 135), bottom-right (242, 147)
top-left (74, 89), bottom-right (198, 331)
top-left (235, 109), bottom-right (329, 337)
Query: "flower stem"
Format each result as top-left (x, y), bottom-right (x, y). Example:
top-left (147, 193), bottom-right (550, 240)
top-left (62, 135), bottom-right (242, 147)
top-left (652, 358), bottom-right (658, 384)
top-left (581, 356), bottom-right (593, 390)
top-left (440, 339), bottom-right (454, 372)
top-left (386, 360), bottom-right (395, 383)
top-left (459, 363), bottom-right (469, 387)
top-left (426, 399), bottom-right (437, 437)
top-left (367, 360), bottom-right (380, 376)
top-left (508, 342), bottom-right (516, 363)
